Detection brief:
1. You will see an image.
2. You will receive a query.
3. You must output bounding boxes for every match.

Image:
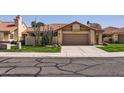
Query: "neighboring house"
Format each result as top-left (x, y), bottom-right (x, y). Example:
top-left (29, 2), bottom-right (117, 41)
top-left (23, 21), bottom-right (103, 45)
top-left (0, 15), bottom-right (27, 43)
top-left (103, 27), bottom-right (124, 43)
top-left (0, 22), bottom-right (17, 43)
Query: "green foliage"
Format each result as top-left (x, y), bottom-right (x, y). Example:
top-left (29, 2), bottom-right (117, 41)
top-left (31, 20), bottom-right (45, 46)
top-left (31, 21), bottom-right (37, 28)
top-left (41, 31), bottom-right (54, 46)
top-left (31, 21), bottom-right (44, 27)
top-left (98, 44), bottom-right (124, 52)
top-left (36, 22), bottom-right (44, 27)
top-left (41, 33), bottom-right (49, 46)
top-left (31, 20), bottom-right (55, 46)
top-left (0, 45), bottom-right (61, 52)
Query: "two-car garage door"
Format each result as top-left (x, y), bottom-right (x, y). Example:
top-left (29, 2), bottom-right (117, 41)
top-left (62, 34), bottom-right (89, 45)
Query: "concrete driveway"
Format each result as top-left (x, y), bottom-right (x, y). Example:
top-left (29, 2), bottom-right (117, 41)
top-left (62, 46), bottom-right (107, 57)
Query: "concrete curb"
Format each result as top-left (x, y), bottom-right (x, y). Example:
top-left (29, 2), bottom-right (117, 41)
top-left (0, 52), bottom-right (124, 58)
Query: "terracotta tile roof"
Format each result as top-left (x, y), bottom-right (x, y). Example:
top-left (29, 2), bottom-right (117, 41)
top-left (26, 27), bottom-right (34, 32)
top-left (25, 21), bottom-right (103, 33)
top-left (103, 27), bottom-right (124, 34)
top-left (0, 22), bottom-right (17, 32)
top-left (115, 28), bottom-right (124, 34)
top-left (49, 24), bottom-right (67, 30)
top-left (88, 23), bottom-right (102, 30)
top-left (26, 24), bottom-right (67, 33)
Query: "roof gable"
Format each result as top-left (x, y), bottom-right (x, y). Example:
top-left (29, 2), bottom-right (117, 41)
top-left (25, 21), bottom-right (104, 33)
top-left (55, 21), bottom-right (102, 31)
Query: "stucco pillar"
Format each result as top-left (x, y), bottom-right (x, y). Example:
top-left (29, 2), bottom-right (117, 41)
top-left (57, 30), bottom-right (62, 44)
top-left (90, 30), bottom-right (95, 45)
top-left (98, 33), bottom-right (103, 44)
top-left (6, 43), bottom-right (11, 50)
top-left (17, 42), bottom-right (22, 49)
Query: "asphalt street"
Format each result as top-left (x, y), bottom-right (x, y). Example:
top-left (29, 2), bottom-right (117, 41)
top-left (0, 57), bottom-right (124, 77)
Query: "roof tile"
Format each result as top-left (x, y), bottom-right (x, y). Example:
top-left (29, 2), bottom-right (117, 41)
top-left (0, 22), bottom-right (17, 32)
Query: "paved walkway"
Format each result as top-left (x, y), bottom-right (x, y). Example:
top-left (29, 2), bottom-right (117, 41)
top-left (0, 46), bottom-right (124, 57)
top-left (0, 57), bottom-right (124, 77)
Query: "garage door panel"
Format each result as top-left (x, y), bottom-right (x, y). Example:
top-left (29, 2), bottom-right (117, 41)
top-left (63, 34), bottom-right (89, 45)
top-left (119, 35), bottom-right (124, 44)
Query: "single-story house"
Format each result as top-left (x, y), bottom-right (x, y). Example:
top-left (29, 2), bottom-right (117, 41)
top-left (103, 27), bottom-right (124, 43)
top-left (23, 21), bottom-right (103, 45)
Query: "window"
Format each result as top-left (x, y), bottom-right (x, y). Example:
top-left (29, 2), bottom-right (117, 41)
top-left (53, 32), bottom-right (58, 36)
top-left (10, 34), bottom-right (14, 39)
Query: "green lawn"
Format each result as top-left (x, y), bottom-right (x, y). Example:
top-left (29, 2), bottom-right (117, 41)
top-left (98, 44), bottom-right (124, 52)
top-left (0, 45), bottom-right (61, 52)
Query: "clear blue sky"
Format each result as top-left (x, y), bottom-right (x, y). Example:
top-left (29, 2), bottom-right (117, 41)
top-left (0, 15), bottom-right (124, 28)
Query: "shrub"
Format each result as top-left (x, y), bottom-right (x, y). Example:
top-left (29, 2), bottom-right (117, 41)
top-left (41, 34), bottom-right (49, 46)
top-left (41, 31), bottom-right (54, 46)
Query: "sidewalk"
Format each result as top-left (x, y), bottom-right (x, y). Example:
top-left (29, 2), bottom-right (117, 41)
top-left (0, 51), bottom-right (124, 58)
top-left (0, 46), bottom-right (124, 57)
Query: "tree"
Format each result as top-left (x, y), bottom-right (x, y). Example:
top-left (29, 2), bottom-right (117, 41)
top-left (31, 20), bottom-right (45, 46)
top-left (87, 21), bottom-right (90, 25)
top-left (87, 21), bottom-right (102, 30)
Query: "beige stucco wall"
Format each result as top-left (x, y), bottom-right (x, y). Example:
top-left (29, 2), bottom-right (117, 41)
top-left (53, 37), bottom-right (58, 44)
top-left (112, 34), bottom-right (118, 42)
top-left (0, 32), bottom-right (4, 41)
top-left (25, 36), bottom-right (36, 46)
top-left (14, 30), bottom-right (18, 41)
top-left (90, 30), bottom-right (96, 45)
top-left (4, 33), bottom-right (9, 41)
top-left (0, 32), bottom-right (9, 41)
top-left (58, 30), bottom-right (62, 44)
top-left (25, 36), bottom-right (57, 45)
top-left (72, 23), bottom-right (80, 31)
top-left (98, 33), bottom-right (103, 44)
